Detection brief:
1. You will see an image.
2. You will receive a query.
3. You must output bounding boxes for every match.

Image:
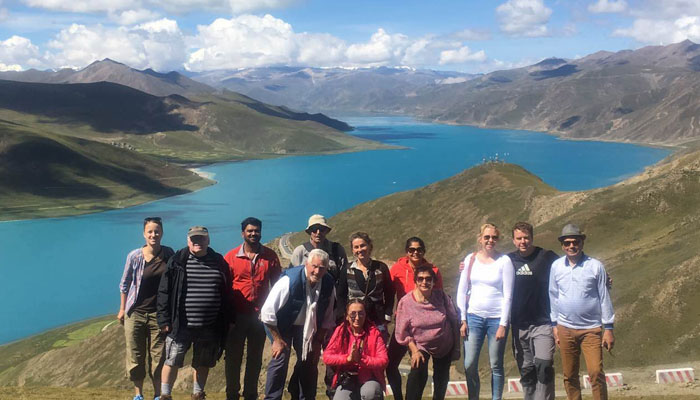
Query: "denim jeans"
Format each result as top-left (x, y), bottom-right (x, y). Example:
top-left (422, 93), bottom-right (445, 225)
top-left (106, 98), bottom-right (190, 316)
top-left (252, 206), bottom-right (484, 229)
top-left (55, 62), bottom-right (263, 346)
top-left (463, 314), bottom-right (507, 400)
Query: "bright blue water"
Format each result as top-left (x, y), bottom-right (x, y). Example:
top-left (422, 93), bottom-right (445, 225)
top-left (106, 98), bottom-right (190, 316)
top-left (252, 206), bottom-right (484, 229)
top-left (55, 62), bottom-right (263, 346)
top-left (0, 117), bottom-right (669, 344)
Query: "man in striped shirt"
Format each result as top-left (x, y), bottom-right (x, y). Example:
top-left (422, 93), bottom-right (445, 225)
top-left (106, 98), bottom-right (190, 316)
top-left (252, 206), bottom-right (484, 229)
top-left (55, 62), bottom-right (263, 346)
top-left (157, 226), bottom-right (234, 400)
top-left (549, 224), bottom-right (615, 400)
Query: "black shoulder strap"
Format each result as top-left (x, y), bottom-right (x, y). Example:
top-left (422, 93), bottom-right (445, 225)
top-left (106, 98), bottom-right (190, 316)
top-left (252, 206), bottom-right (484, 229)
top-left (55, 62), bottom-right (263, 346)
top-left (303, 241), bottom-right (315, 253)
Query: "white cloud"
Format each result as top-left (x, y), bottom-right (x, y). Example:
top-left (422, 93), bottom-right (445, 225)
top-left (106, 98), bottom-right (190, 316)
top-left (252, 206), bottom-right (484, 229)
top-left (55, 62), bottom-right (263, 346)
top-left (631, 0), bottom-right (700, 20)
top-left (23, 0), bottom-right (138, 13)
top-left (0, 63), bottom-right (23, 71)
top-left (185, 15), bottom-right (489, 71)
top-left (0, 35), bottom-right (44, 69)
top-left (613, 16), bottom-right (700, 44)
top-left (46, 20), bottom-right (186, 71)
top-left (345, 29), bottom-right (410, 66)
top-left (451, 29), bottom-right (492, 41)
top-left (109, 8), bottom-right (161, 25)
top-left (588, 0), bottom-right (627, 13)
top-left (21, 0), bottom-right (298, 15)
top-left (496, 0), bottom-right (552, 37)
top-left (439, 46), bottom-right (487, 65)
top-left (1, 13), bottom-right (490, 71)
top-left (295, 32), bottom-right (345, 66)
top-left (186, 15), bottom-right (298, 70)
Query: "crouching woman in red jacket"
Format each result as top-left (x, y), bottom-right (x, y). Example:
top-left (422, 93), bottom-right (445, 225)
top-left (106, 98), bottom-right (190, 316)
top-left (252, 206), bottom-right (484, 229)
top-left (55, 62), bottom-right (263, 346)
top-left (323, 299), bottom-right (389, 400)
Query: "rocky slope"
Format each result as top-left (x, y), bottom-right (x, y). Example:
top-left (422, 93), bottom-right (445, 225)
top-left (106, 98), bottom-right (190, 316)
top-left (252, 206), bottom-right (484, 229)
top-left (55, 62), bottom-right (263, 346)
top-left (0, 59), bottom-right (214, 97)
top-left (405, 40), bottom-right (700, 145)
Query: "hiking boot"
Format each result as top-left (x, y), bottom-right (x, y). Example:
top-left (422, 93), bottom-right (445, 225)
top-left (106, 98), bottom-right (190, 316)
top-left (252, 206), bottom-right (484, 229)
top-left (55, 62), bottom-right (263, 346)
top-left (159, 395), bottom-right (173, 400)
top-left (191, 392), bottom-right (206, 400)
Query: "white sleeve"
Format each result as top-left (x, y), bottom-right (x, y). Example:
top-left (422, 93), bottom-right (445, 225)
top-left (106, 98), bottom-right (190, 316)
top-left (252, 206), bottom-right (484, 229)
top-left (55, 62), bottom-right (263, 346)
top-left (456, 254), bottom-right (471, 321)
top-left (260, 275), bottom-right (291, 325)
top-left (549, 261), bottom-right (560, 325)
top-left (499, 256), bottom-right (515, 326)
top-left (321, 287), bottom-right (337, 330)
top-left (289, 246), bottom-right (305, 268)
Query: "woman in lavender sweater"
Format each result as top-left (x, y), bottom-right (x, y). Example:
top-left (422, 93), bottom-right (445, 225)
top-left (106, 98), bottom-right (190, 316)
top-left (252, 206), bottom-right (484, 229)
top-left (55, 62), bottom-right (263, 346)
top-left (394, 265), bottom-right (459, 400)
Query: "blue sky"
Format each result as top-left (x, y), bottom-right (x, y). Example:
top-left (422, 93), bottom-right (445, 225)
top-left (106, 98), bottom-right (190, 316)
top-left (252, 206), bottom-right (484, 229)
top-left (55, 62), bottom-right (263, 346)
top-left (0, 0), bottom-right (699, 73)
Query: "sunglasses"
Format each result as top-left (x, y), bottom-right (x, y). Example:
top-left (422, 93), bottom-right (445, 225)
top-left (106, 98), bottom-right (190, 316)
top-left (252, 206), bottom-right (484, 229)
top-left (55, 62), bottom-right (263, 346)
top-left (483, 235), bottom-right (499, 241)
top-left (348, 311), bottom-right (366, 319)
top-left (309, 225), bottom-right (329, 233)
top-left (562, 239), bottom-right (581, 247)
top-left (416, 276), bottom-right (434, 283)
top-left (407, 247), bottom-right (425, 254)
top-left (144, 217), bottom-right (162, 223)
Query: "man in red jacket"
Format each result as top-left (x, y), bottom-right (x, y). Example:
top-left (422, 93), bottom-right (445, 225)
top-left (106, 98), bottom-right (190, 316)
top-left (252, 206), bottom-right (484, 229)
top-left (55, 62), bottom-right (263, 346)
top-left (224, 217), bottom-right (282, 400)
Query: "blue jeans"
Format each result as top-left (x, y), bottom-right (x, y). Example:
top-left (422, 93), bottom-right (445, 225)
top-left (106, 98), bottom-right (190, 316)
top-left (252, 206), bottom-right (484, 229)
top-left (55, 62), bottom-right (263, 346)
top-left (463, 314), bottom-right (507, 400)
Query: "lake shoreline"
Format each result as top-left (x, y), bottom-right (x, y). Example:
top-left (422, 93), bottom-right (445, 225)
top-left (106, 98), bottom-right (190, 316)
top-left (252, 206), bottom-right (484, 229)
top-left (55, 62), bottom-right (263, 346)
top-left (3, 114), bottom-right (682, 223)
top-left (0, 142), bottom-right (402, 223)
top-left (0, 117), bottom-right (673, 345)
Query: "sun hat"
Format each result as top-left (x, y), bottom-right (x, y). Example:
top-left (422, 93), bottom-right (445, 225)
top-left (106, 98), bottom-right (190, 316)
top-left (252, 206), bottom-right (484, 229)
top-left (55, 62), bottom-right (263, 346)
top-left (305, 214), bottom-right (332, 234)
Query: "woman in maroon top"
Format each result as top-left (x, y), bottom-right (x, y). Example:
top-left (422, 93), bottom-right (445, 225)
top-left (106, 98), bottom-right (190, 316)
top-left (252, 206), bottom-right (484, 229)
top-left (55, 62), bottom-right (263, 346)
top-left (394, 266), bottom-right (459, 400)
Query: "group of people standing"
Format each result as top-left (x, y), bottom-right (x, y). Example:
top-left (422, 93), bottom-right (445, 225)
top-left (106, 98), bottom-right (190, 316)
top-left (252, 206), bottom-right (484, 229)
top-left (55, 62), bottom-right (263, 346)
top-left (118, 214), bottom-right (615, 400)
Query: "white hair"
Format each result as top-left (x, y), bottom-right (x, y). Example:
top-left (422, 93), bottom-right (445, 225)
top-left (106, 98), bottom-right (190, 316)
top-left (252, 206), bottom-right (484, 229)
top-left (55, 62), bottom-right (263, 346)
top-left (307, 249), bottom-right (329, 266)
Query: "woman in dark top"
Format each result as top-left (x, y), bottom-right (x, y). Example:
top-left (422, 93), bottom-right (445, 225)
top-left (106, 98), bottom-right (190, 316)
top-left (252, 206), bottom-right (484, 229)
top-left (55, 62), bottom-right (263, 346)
top-left (338, 232), bottom-right (394, 342)
top-left (118, 217), bottom-right (174, 400)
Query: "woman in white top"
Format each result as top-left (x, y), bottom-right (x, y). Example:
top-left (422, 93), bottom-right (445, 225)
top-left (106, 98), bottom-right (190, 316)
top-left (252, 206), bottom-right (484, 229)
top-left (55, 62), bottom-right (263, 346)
top-left (456, 223), bottom-right (514, 400)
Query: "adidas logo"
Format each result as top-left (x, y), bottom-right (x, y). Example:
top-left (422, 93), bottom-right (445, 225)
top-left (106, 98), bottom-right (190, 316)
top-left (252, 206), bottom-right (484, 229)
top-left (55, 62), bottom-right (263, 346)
top-left (516, 264), bottom-right (533, 276)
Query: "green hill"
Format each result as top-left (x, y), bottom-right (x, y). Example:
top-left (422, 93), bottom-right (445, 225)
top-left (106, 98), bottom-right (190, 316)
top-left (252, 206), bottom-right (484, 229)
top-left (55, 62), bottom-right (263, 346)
top-left (0, 123), bottom-right (212, 221)
top-left (0, 81), bottom-right (388, 164)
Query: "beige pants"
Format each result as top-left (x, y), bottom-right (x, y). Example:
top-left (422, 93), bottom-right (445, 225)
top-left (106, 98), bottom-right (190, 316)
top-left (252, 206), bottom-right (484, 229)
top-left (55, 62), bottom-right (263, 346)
top-left (124, 310), bottom-right (164, 382)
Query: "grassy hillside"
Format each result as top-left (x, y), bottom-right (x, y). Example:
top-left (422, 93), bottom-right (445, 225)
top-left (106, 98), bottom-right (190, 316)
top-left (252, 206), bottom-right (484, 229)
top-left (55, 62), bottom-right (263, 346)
top-left (0, 123), bottom-right (211, 221)
top-left (289, 149), bottom-right (700, 368)
top-left (0, 81), bottom-right (389, 164)
top-left (406, 41), bottom-right (700, 146)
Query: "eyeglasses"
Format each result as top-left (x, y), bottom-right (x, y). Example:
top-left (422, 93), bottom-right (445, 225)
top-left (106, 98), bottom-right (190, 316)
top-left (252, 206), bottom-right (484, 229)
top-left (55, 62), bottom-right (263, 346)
top-left (348, 311), bottom-right (366, 319)
top-left (407, 247), bottom-right (425, 254)
top-left (482, 235), bottom-right (499, 241)
top-left (562, 239), bottom-right (581, 247)
top-left (144, 217), bottom-right (162, 223)
top-left (309, 225), bottom-right (329, 233)
top-left (416, 276), bottom-right (434, 283)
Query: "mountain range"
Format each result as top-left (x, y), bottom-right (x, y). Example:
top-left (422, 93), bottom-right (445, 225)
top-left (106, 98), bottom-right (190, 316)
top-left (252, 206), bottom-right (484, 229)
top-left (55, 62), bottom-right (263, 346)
top-left (404, 40), bottom-right (700, 145)
top-left (191, 66), bottom-right (476, 114)
top-left (191, 40), bottom-right (700, 146)
top-left (0, 58), bottom-right (213, 97)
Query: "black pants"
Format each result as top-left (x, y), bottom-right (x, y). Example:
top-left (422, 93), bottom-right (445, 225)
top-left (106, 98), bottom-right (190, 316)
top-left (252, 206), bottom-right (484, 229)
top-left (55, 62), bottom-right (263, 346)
top-left (387, 332), bottom-right (408, 400)
top-left (405, 350), bottom-right (451, 400)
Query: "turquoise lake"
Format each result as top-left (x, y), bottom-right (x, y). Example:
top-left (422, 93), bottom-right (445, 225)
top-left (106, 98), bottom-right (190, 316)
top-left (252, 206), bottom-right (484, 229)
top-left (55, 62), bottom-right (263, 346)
top-left (0, 116), bottom-right (670, 344)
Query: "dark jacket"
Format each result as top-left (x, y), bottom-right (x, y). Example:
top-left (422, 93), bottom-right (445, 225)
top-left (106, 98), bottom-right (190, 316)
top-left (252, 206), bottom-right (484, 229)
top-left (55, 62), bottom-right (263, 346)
top-left (157, 247), bottom-right (235, 348)
top-left (276, 265), bottom-right (334, 337)
top-left (338, 259), bottom-right (394, 326)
